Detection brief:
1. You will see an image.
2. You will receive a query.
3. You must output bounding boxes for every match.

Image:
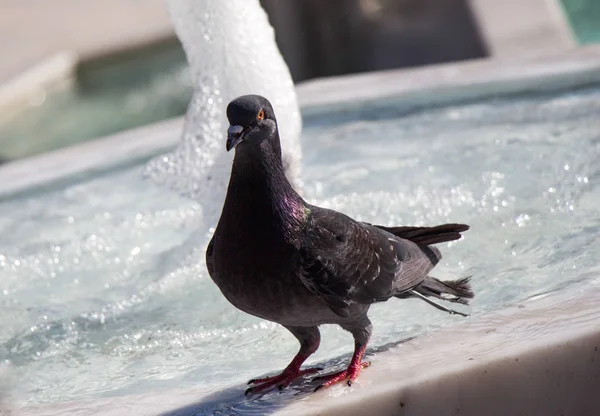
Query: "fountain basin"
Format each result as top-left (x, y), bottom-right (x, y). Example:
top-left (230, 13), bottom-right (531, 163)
top-left (16, 288), bottom-right (600, 416)
top-left (2, 45), bottom-right (600, 415)
top-left (3, 45), bottom-right (600, 201)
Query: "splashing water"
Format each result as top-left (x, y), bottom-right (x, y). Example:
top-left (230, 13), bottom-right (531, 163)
top-left (144, 0), bottom-right (302, 224)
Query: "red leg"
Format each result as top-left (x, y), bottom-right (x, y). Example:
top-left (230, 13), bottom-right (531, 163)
top-left (313, 343), bottom-right (371, 391)
top-left (245, 352), bottom-right (322, 395)
top-left (245, 326), bottom-right (321, 396)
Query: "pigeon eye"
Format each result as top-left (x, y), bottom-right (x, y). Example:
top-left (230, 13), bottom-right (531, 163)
top-left (257, 109), bottom-right (265, 120)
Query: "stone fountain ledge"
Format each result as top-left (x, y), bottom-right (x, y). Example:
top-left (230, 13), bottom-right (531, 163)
top-left (13, 286), bottom-right (600, 416)
top-left (2, 45), bottom-right (600, 202)
top-left (296, 44), bottom-right (600, 112)
top-left (284, 286), bottom-right (600, 416)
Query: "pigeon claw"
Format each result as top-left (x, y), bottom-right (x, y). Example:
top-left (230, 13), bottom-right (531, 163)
top-left (245, 367), bottom-right (323, 396)
top-left (313, 361), bottom-right (370, 391)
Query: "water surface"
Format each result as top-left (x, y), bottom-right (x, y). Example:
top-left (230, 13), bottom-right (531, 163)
top-left (1, 86), bottom-right (599, 408)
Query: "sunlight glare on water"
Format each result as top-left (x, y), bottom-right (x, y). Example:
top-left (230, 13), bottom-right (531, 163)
top-left (1, 87), bottom-right (599, 408)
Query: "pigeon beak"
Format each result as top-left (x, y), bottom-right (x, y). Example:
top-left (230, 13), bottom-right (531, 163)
top-left (226, 125), bottom-right (246, 151)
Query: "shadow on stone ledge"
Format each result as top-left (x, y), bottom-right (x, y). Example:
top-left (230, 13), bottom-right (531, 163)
top-left (159, 337), bottom-right (415, 416)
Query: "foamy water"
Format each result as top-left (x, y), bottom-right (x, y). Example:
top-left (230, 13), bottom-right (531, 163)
top-left (145, 0), bottom-right (302, 225)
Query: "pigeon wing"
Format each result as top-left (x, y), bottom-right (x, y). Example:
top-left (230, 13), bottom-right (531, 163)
top-left (371, 223), bottom-right (469, 246)
top-left (298, 207), bottom-right (434, 317)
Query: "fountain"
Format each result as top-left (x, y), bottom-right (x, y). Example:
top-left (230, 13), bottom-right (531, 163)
top-left (145, 0), bottom-right (302, 224)
top-left (1, 1), bottom-right (600, 414)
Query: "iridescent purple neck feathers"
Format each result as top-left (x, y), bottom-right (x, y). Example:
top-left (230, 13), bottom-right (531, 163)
top-left (227, 133), bottom-right (307, 243)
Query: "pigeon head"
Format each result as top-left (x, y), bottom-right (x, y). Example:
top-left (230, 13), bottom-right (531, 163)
top-left (226, 95), bottom-right (277, 151)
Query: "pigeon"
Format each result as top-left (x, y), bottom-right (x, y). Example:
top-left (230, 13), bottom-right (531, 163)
top-left (207, 95), bottom-right (473, 395)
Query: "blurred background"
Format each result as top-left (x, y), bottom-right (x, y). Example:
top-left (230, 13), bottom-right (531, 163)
top-left (0, 0), bottom-right (598, 163)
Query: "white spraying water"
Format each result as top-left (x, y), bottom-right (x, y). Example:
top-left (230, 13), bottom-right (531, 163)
top-left (145, 0), bottom-right (302, 224)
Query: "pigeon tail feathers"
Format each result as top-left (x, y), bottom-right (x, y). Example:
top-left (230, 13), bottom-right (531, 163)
top-left (375, 223), bottom-right (469, 246)
top-left (400, 276), bottom-right (474, 305)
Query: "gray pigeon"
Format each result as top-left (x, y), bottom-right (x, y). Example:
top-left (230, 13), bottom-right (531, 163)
top-left (207, 95), bottom-right (473, 395)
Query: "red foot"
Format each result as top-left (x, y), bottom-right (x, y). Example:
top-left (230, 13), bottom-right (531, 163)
top-left (313, 361), bottom-right (371, 391)
top-left (313, 344), bottom-right (370, 391)
top-left (245, 366), bottom-right (322, 396)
